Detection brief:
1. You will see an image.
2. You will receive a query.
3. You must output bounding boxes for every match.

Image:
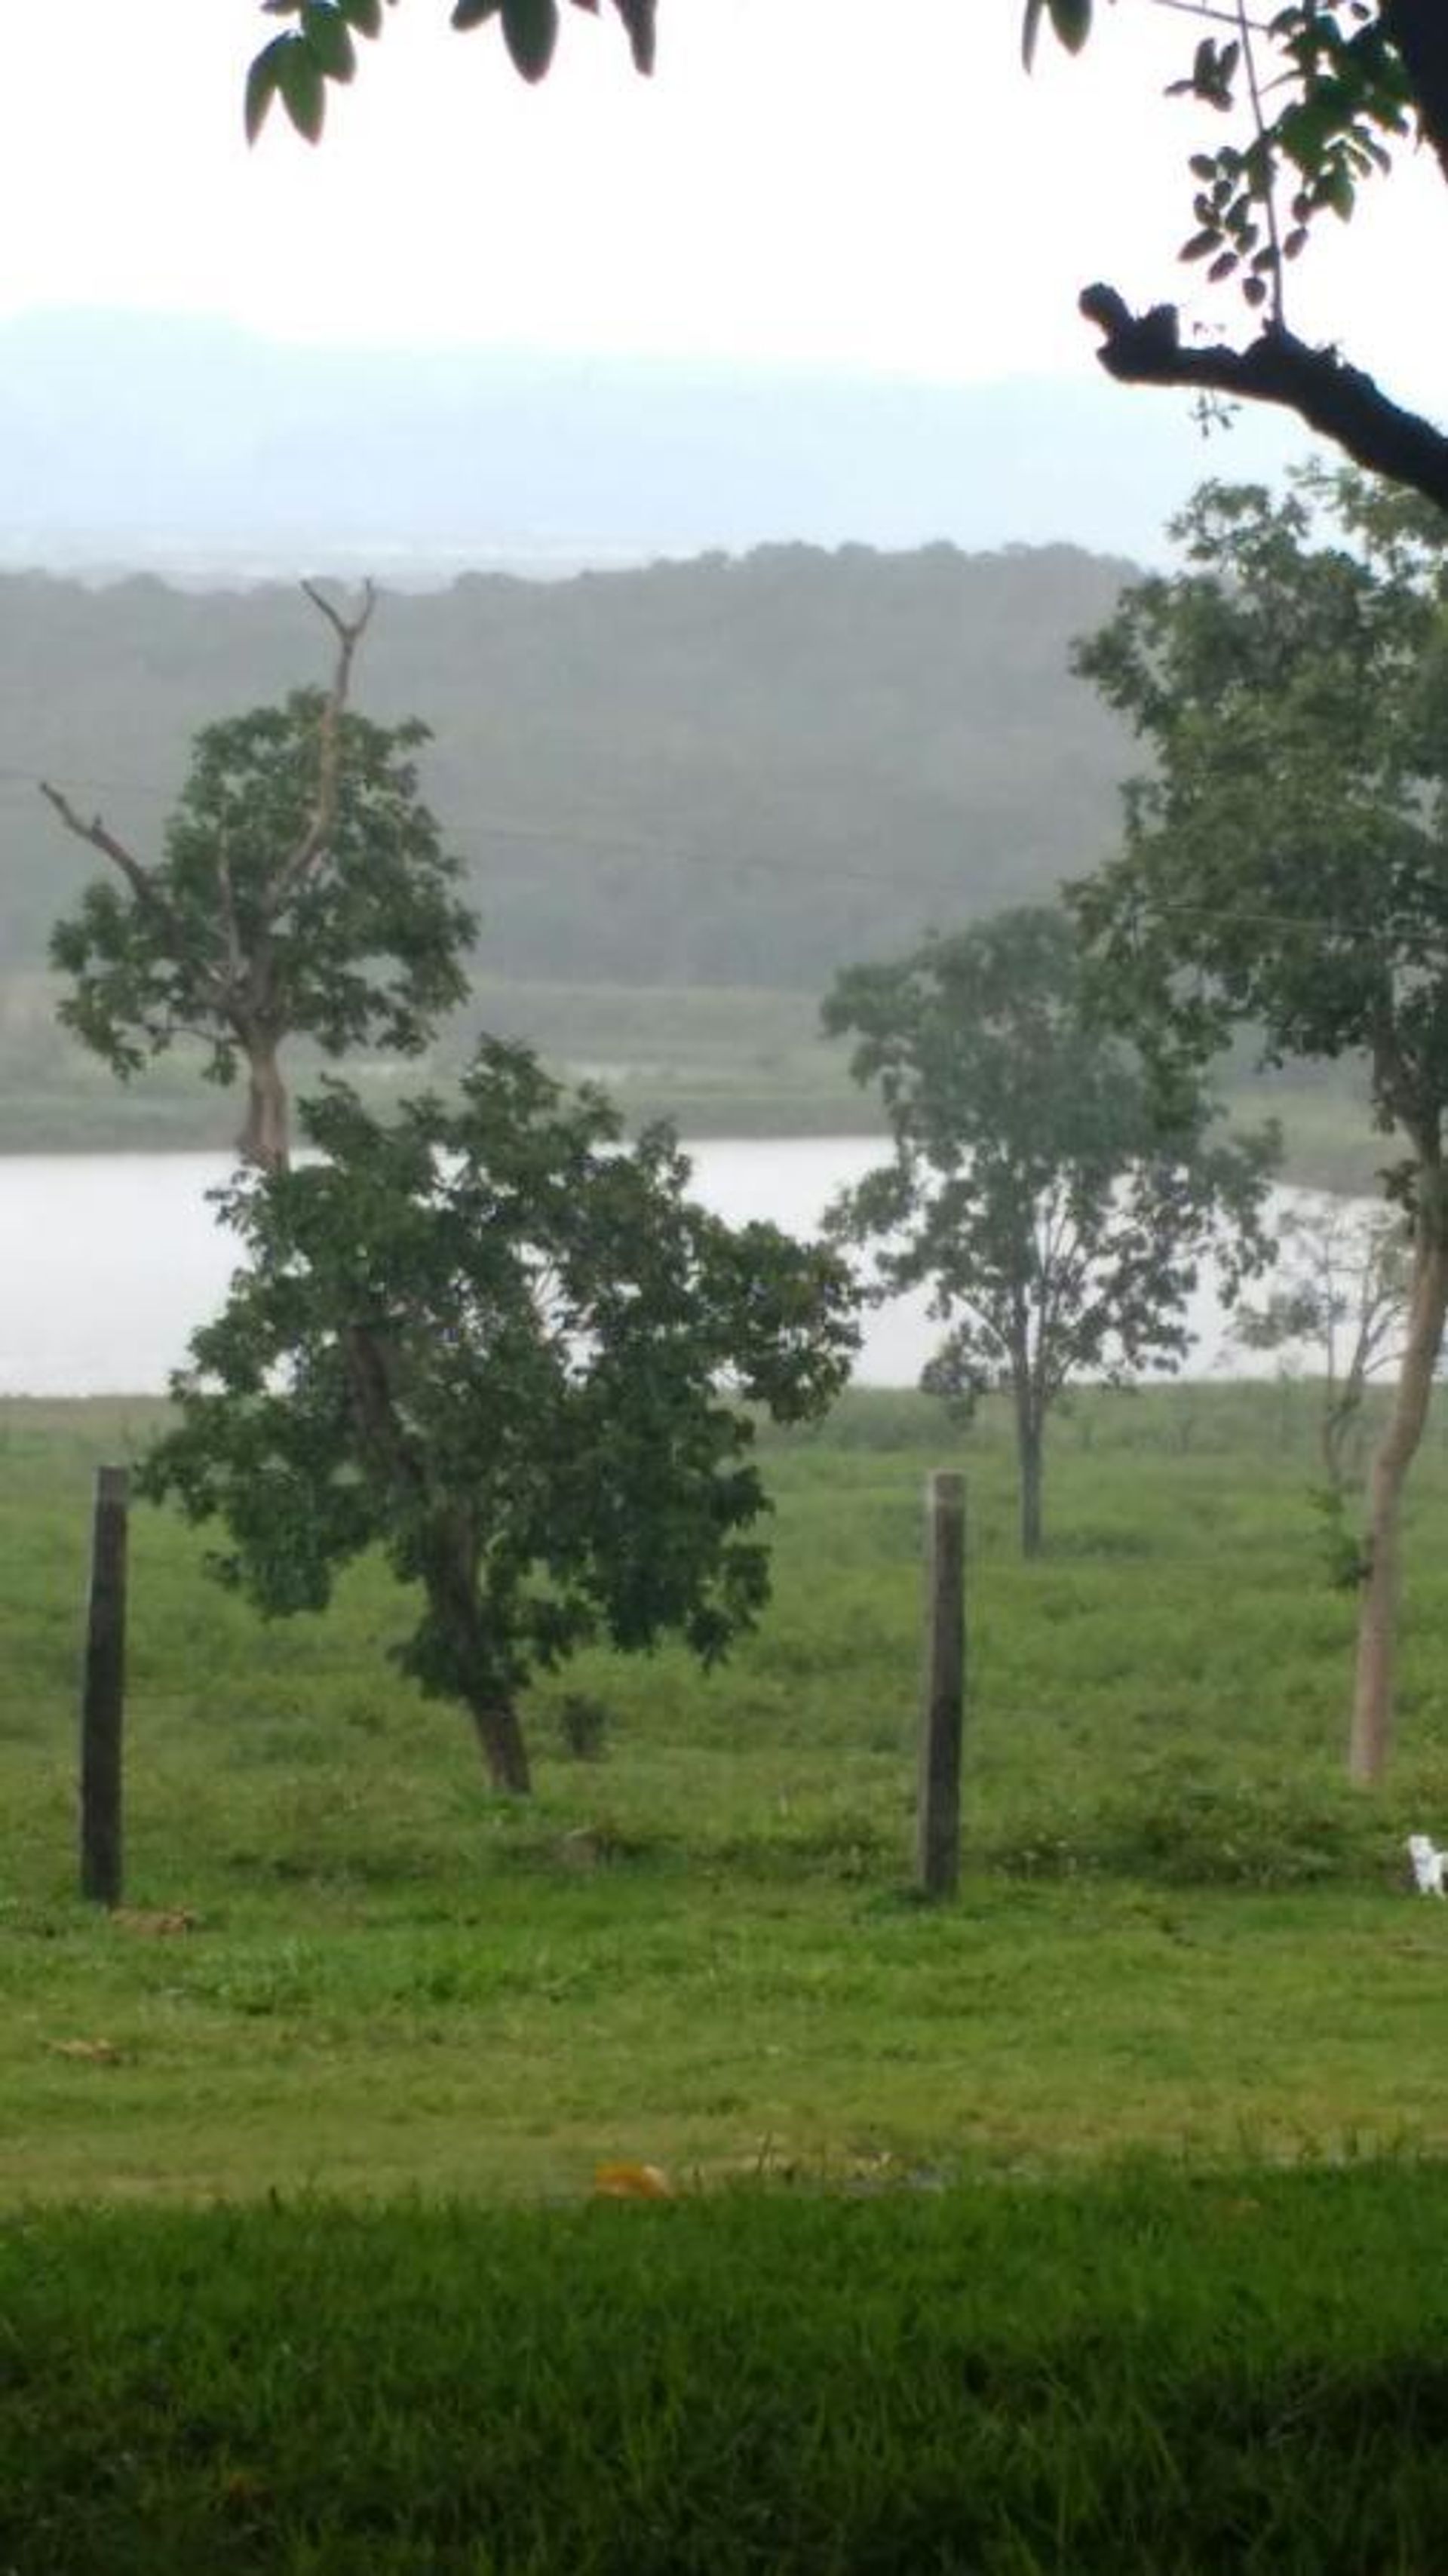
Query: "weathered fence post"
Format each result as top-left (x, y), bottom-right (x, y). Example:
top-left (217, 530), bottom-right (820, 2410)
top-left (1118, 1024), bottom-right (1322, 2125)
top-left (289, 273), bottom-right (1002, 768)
top-left (80, 1463), bottom-right (128, 1907)
top-left (916, 1469), bottom-right (965, 1899)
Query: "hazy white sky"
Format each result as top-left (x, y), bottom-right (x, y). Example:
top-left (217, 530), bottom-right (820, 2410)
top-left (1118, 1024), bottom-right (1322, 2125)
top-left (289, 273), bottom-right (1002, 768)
top-left (3, 0), bottom-right (1443, 408)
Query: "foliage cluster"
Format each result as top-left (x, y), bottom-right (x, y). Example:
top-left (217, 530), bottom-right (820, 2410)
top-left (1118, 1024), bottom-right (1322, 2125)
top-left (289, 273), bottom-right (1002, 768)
top-left (824, 904), bottom-right (1278, 1553)
top-left (247, 0), bottom-right (655, 141)
top-left (51, 693), bottom-right (474, 1088)
top-left (1072, 467), bottom-right (1448, 1780)
top-left (138, 1048), bottom-right (857, 1788)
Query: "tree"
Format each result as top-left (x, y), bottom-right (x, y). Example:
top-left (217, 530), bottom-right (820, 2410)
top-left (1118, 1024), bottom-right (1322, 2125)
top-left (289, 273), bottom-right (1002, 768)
top-left (1071, 468), bottom-right (1448, 1781)
top-left (138, 1039), bottom-right (858, 1793)
top-left (822, 905), bottom-right (1276, 1557)
top-left (1230, 1196), bottom-right (1410, 1500)
top-left (44, 587), bottom-right (477, 1171)
top-left (244, 3), bottom-right (1448, 509)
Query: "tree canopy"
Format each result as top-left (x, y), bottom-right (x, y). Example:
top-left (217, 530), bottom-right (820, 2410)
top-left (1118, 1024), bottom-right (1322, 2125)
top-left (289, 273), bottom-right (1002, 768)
top-left (140, 1039), bottom-right (858, 1792)
top-left (44, 588), bottom-right (476, 1168)
top-left (823, 904), bottom-right (1275, 1555)
top-left (1072, 468), bottom-right (1448, 1779)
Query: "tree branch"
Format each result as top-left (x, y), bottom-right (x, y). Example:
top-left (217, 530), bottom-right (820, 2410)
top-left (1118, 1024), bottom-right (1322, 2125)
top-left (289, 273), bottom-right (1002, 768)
top-left (38, 781), bottom-right (163, 910)
top-left (1078, 285), bottom-right (1448, 514)
top-left (216, 828), bottom-right (245, 984)
top-left (268, 578), bottom-right (378, 906)
top-left (1385, 0), bottom-right (1448, 183)
top-left (41, 778), bottom-right (238, 1009)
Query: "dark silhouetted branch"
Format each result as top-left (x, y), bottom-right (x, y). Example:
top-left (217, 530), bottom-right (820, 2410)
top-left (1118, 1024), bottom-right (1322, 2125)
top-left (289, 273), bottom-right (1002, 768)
top-left (1078, 285), bottom-right (1448, 514)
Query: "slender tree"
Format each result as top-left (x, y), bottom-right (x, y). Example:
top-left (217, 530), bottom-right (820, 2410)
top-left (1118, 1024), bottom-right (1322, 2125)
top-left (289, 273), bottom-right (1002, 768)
top-left (140, 1039), bottom-right (858, 1793)
top-left (1230, 1198), bottom-right (1410, 1500)
top-left (1072, 468), bottom-right (1448, 1779)
top-left (44, 586), bottom-right (477, 1171)
top-left (824, 905), bottom-right (1275, 1556)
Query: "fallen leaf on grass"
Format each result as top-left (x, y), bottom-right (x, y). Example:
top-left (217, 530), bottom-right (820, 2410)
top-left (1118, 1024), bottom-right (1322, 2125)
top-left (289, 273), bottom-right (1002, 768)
top-left (593, 2161), bottom-right (672, 2199)
top-left (45, 2038), bottom-right (122, 2064)
top-left (219, 2469), bottom-right (272, 2515)
top-left (110, 1908), bottom-right (198, 1937)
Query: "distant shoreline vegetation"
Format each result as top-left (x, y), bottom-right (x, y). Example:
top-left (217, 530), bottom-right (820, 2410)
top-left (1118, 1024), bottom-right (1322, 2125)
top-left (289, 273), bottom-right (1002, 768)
top-left (0, 970), bottom-right (1382, 1192)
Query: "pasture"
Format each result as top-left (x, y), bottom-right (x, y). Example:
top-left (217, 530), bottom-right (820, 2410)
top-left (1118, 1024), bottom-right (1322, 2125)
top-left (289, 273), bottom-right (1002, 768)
top-left (5, 1383), bottom-right (1448, 2197)
top-left (5, 1386), bottom-right (1448, 2570)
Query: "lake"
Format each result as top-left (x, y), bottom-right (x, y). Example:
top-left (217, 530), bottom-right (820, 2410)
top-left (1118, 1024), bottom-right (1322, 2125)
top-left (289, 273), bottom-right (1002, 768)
top-left (0, 1143), bottom-right (1325, 1395)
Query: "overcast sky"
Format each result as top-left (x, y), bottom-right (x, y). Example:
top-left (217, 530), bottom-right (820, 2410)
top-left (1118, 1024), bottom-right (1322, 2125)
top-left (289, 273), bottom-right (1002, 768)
top-left (5, 0), bottom-right (1443, 410)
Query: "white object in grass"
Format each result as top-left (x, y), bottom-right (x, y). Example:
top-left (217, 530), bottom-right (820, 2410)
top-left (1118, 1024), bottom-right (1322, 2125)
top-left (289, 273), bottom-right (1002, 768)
top-left (1406, 1834), bottom-right (1446, 1896)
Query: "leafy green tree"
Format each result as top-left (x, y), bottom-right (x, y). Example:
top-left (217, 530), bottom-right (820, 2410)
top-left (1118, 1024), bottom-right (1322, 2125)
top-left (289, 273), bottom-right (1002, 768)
top-left (823, 905), bottom-right (1275, 1558)
top-left (1072, 467), bottom-right (1448, 1781)
top-left (246, 3), bottom-right (1448, 508)
top-left (44, 587), bottom-right (476, 1170)
top-left (139, 1039), bottom-right (858, 1792)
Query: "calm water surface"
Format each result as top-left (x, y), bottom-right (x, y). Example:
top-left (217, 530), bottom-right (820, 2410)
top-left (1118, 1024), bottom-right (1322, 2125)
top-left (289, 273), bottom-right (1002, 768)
top-left (1, 1143), bottom-right (1313, 1395)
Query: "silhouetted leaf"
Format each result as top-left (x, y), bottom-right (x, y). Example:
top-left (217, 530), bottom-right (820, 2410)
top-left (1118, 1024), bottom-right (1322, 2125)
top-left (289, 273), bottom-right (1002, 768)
top-left (502, 0), bottom-right (558, 79)
top-left (302, 3), bottom-right (357, 81)
top-left (1048, 0), bottom-right (1092, 53)
top-left (277, 35), bottom-right (327, 140)
top-left (609, 0), bottom-right (655, 74)
top-left (244, 35), bottom-right (290, 141)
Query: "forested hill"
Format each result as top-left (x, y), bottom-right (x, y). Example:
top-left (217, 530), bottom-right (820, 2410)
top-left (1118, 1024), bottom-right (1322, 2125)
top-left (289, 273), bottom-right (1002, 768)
top-left (0, 542), bottom-right (1137, 994)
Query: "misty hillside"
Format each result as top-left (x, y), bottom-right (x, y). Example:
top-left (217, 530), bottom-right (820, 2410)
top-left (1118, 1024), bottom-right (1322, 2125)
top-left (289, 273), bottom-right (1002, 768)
top-left (1, 539), bottom-right (1137, 996)
top-left (0, 311), bottom-right (1308, 575)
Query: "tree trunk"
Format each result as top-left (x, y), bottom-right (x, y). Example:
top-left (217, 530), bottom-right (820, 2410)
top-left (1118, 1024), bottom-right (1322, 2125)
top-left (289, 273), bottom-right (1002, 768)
top-left (1015, 1384), bottom-right (1045, 1560)
top-left (240, 1039), bottom-right (289, 1172)
top-left (422, 1517), bottom-right (534, 1797)
top-left (465, 1693), bottom-right (532, 1796)
top-left (339, 1332), bottom-right (536, 1799)
top-left (1348, 1213), bottom-right (1448, 1785)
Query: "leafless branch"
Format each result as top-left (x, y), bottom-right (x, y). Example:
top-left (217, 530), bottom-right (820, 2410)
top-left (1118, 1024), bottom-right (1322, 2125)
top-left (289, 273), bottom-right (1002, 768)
top-left (268, 577), bottom-right (378, 907)
top-left (1078, 287), bottom-right (1448, 512)
top-left (38, 781), bottom-right (162, 910)
top-left (216, 829), bottom-right (245, 984)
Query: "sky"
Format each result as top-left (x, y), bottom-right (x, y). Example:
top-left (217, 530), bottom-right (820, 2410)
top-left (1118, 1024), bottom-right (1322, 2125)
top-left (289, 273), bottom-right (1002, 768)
top-left (4, 0), bottom-right (1443, 401)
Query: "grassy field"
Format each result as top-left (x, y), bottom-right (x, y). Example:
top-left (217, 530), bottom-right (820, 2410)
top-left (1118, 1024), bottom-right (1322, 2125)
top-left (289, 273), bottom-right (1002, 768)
top-left (7, 1388), bottom-right (1448, 2568)
top-left (5, 1383), bottom-right (1448, 2203)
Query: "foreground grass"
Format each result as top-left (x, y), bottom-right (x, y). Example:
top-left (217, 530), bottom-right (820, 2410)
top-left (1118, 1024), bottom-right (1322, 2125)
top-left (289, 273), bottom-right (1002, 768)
top-left (5, 1389), bottom-right (1448, 2203)
top-left (5, 2167), bottom-right (1448, 2572)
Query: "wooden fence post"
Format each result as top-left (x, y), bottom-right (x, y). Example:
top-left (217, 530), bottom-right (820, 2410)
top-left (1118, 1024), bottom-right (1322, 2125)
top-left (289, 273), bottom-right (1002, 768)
top-left (916, 1469), bottom-right (965, 1899)
top-left (81, 1463), bottom-right (128, 1908)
